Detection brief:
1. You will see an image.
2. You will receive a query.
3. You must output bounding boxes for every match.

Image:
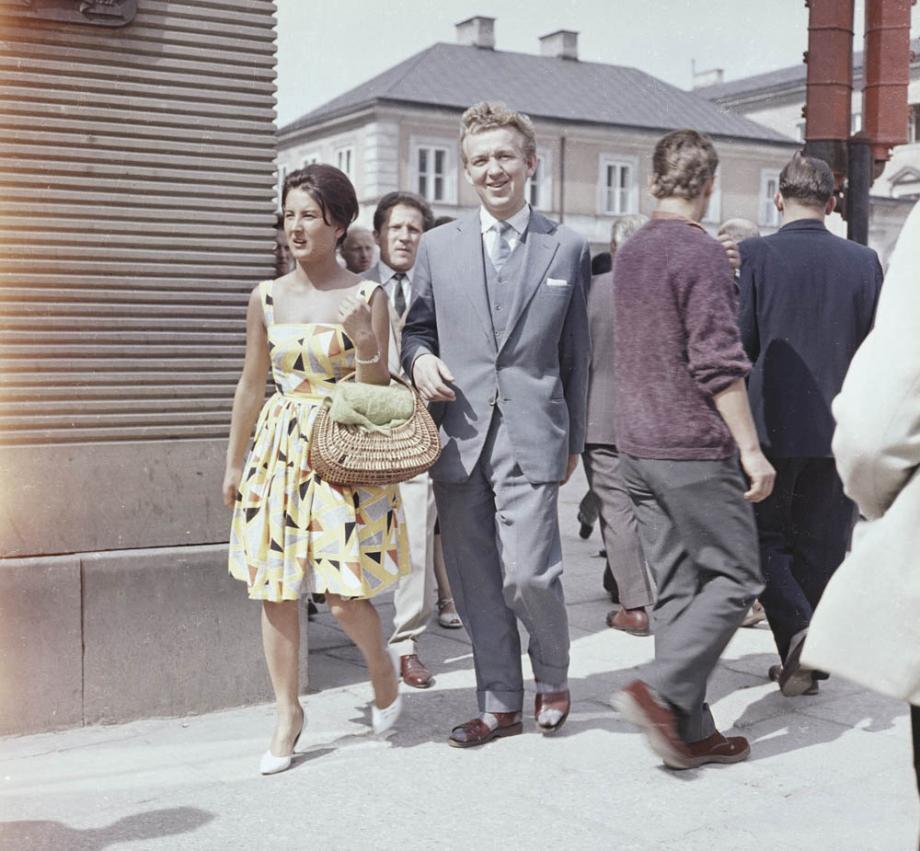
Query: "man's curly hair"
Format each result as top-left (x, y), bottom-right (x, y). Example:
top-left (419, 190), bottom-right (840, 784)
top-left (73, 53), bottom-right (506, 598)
top-left (650, 129), bottom-right (719, 200)
top-left (459, 101), bottom-right (537, 164)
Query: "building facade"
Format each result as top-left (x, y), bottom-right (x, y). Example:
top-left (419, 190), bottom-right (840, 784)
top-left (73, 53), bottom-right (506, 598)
top-left (278, 18), bottom-right (798, 250)
top-left (0, 0), bottom-right (300, 735)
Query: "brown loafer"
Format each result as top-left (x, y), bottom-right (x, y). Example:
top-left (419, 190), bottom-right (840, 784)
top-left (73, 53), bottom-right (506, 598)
top-left (611, 680), bottom-right (693, 769)
top-left (606, 606), bottom-right (650, 636)
top-left (535, 688), bottom-right (571, 734)
top-left (448, 712), bottom-right (523, 748)
top-left (399, 654), bottom-right (433, 689)
top-left (682, 731), bottom-right (751, 768)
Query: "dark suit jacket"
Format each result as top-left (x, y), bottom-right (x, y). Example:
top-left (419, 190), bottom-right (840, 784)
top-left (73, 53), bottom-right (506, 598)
top-left (738, 219), bottom-right (883, 457)
top-left (584, 271), bottom-right (617, 446)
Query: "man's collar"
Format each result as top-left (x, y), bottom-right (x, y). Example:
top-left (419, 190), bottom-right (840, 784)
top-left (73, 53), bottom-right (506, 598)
top-left (479, 203), bottom-right (531, 235)
top-left (377, 259), bottom-right (413, 283)
top-left (779, 218), bottom-right (827, 232)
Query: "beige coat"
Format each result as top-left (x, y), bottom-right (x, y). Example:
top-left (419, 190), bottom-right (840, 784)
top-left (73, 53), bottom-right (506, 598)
top-left (802, 200), bottom-right (920, 704)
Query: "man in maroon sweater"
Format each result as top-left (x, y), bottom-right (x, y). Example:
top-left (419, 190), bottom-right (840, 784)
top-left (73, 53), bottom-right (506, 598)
top-left (610, 130), bottom-right (775, 770)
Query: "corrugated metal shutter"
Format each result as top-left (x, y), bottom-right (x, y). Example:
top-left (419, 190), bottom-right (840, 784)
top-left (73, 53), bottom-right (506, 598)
top-left (0, 0), bottom-right (278, 445)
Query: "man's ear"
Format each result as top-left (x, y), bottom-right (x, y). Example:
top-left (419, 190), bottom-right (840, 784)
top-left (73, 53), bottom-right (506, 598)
top-left (774, 191), bottom-right (784, 213)
top-left (825, 196), bottom-right (837, 215)
top-left (373, 230), bottom-right (382, 247)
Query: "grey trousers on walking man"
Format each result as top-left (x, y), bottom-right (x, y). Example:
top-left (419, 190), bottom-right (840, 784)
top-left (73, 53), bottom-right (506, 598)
top-left (434, 411), bottom-right (570, 714)
top-left (620, 455), bottom-right (764, 741)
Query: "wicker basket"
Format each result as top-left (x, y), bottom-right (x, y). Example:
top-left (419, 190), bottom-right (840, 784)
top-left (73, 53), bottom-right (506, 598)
top-left (308, 373), bottom-right (441, 486)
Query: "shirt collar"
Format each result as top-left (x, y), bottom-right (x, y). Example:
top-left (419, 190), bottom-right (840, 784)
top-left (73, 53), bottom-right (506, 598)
top-left (377, 259), bottom-right (413, 285)
top-left (779, 218), bottom-right (828, 232)
top-left (479, 203), bottom-right (532, 236)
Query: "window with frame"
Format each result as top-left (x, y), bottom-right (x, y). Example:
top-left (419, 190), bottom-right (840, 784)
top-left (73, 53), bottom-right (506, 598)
top-left (601, 159), bottom-right (634, 215)
top-left (851, 112), bottom-right (862, 134)
top-left (759, 169), bottom-right (782, 227)
top-left (416, 145), bottom-right (449, 202)
top-left (908, 104), bottom-right (920, 144)
top-left (335, 146), bottom-right (354, 180)
top-left (526, 152), bottom-right (553, 210)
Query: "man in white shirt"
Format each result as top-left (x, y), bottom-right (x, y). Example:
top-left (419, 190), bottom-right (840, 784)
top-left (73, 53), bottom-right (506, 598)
top-left (364, 192), bottom-right (440, 689)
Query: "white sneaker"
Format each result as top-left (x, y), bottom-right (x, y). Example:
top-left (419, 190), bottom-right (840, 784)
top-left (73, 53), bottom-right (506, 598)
top-left (371, 693), bottom-right (403, 736)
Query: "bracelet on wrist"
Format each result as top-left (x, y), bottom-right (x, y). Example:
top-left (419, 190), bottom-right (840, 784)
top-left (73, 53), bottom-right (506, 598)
top-left (355, 350), bottom-right (381, 365)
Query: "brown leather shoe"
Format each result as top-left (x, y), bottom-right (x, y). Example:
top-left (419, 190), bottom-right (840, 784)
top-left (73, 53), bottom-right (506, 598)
top-left (606, 606), bottom-right (650, 636)
top-left (611, 680), bottom-right (693, 769)
top-left (535, 688), bottom-right (571, 734)
top-left (399, 654), bottom-right (433, 689)
top-left (682, 731), bottom-right (751, 768)
top-left (448, 712), bottom-right (523, 748)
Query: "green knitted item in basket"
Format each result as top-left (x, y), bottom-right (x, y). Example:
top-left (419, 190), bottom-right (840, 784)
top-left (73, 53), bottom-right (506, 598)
top-left (327, 380), bottom-right (415, 433)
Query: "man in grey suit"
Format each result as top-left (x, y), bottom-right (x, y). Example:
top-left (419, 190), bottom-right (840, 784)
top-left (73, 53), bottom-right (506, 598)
top-left (402, 101), bottom-right (590, 747)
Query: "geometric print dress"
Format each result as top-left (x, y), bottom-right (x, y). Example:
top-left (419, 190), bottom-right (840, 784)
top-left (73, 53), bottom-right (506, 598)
top-left (228, 279), bottom-right (409, 602)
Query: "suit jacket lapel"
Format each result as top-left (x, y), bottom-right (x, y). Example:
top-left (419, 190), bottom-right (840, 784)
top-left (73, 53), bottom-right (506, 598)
top-left (500, 211), bottom-right (559, 351)
top-left (454, 212), bottom-right (498, 353)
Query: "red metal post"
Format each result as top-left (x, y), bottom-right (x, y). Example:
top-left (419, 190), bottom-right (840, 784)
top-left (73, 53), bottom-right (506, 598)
top-left (803, 0), bottom-right (856, 189)
top-left (861, 0), bottom-right (915, 167)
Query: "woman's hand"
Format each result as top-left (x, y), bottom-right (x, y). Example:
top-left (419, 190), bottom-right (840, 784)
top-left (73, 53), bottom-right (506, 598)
top-left (222, 466), bottom-right (242, 508)
top-left (338, 294), bottom-right (375, 346)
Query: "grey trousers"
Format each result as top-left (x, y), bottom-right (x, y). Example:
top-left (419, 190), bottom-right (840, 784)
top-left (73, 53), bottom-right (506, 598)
top-left (583, 444), bottom-right (654, 609)
top-left (434, 412), bottom-right (570, 713)
top-left (388, 472), bottom-right (437, 658)
top-left (620, 454), bottom-right (763, 742)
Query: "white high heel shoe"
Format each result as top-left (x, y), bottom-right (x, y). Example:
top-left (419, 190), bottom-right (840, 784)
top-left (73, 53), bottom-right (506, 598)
top-left (260, 711), bottom-right (305, 776)
top-left (371, 693), bottom-right (403, 736)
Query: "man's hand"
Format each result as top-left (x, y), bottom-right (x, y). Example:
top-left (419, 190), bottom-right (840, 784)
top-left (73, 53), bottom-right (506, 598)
top-left (412, 353), bottom-right (456, 402)
top-left (739, 448), bottom-right (775, 502)
top-left (717, 232), bottom-right (740, 271)
top-left (562, 453), bottom-right (579, 484)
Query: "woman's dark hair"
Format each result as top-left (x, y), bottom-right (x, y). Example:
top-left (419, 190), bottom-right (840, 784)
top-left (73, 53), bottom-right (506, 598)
top-left (282, 164), bottom-right (358, 246)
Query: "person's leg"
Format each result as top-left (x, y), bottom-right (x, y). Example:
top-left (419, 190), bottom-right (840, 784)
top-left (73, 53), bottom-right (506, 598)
top-left (487, 418), bottom-right (569, 693)
top-left (790, 458), bottom-right (856, 614)
top-left (388, 473), bottom-right (437, 683)
top-left (325, 593), bottom-right (398, 711)
top-left (754, 458), bottom-right (811, 661)
top-left (434, 476), bottom-right (524, 715)
top-left (584, 444), bottom-right (654, 610)
top-left (622, 456), bottom-right (762, 743)
top-left (912, 704), bottom-right (920, 797)
top-left (433, 530), bottom-right (462, 627)
top-left (261, 600), bottom-right (304, 756)
top-left (577, 486), bottom-right (600, 536)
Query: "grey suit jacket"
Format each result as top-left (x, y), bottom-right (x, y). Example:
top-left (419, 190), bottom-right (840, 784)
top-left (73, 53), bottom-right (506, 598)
top-left (401, 209), bottom-right (591, 484)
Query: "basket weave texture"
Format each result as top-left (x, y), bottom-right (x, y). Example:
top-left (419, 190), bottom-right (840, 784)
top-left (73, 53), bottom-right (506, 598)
top-left (309, 375), bottom-right (441, 486)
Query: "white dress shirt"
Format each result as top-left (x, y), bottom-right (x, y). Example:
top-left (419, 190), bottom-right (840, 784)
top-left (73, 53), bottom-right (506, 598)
top-left (480, 203), bottom-right (532, 258)
top-left (377, 259), bottom-right (414, 311)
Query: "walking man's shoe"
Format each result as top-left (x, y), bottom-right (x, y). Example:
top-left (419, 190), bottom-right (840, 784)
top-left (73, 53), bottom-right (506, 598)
top-left (448, 712), bottom-right (523, 748)
top-left (777, 628), bottom-right (813, 696)
top-left (606, 606), bottom-right (650, 636)
top-left (741, 600), bottom-right (767, 628)
top-left (682, 732), bottom-right (751, 768)
top-left (612, 680), bottom-right (693, 769)
top-left (535, 688), bottom-right (571, 734)
top-left (399, 654), bottom-right (433, 689)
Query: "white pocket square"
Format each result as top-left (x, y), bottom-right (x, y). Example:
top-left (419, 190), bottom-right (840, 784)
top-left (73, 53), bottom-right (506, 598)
top-left (546, 277), bottom-right (569, 287)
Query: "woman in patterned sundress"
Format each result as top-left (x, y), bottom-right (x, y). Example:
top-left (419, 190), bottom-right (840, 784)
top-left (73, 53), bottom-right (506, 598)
top-left (223, 164), bottom-right (410, 774)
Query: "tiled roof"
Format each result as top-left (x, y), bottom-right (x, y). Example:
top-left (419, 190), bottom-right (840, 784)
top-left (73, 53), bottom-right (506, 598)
top-left (280, 42), bottom-right (793, 144)
top-left (696, 37), bottom-right (920, 102)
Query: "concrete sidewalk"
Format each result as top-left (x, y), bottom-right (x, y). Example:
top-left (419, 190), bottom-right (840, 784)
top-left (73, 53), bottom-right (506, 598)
top-left (1, 472), bottom-right (917, 850)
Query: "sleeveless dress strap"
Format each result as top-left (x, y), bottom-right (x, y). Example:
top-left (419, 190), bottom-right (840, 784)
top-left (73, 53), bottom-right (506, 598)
top-left (259, 280), bottom-right (275, 326)
top-left (357, 281), bottom-right (384, 306)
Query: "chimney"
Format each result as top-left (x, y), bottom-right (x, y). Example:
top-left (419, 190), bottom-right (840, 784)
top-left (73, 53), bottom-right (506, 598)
top-left (539, 30), bottom-right (578, 61)
top-left (691, 64), bottom-right (725, 89)
top-left (455, 16), bottom-right (495, 50)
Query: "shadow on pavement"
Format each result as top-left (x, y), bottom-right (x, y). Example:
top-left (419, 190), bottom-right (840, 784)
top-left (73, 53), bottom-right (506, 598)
top-left (0, 807), bottom-right (214, 851)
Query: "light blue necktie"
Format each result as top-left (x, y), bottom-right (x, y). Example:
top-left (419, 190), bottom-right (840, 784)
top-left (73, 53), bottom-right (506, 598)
top-left (491, 221), bottom-right (513, 271)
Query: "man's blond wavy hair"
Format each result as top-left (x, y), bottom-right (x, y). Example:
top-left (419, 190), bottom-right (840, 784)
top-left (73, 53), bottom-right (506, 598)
top-left (459, 101), bottom-right (537, 164)
top-left (650, 129), bottom-right (719, 200)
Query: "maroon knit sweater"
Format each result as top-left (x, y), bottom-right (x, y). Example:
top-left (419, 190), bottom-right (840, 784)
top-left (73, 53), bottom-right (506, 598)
top-left (612, 216), bottom-right (751, 460)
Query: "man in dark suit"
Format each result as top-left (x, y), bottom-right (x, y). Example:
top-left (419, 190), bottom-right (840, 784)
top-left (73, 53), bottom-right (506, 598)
top-left (738, 152), bottom-right (883, 697)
